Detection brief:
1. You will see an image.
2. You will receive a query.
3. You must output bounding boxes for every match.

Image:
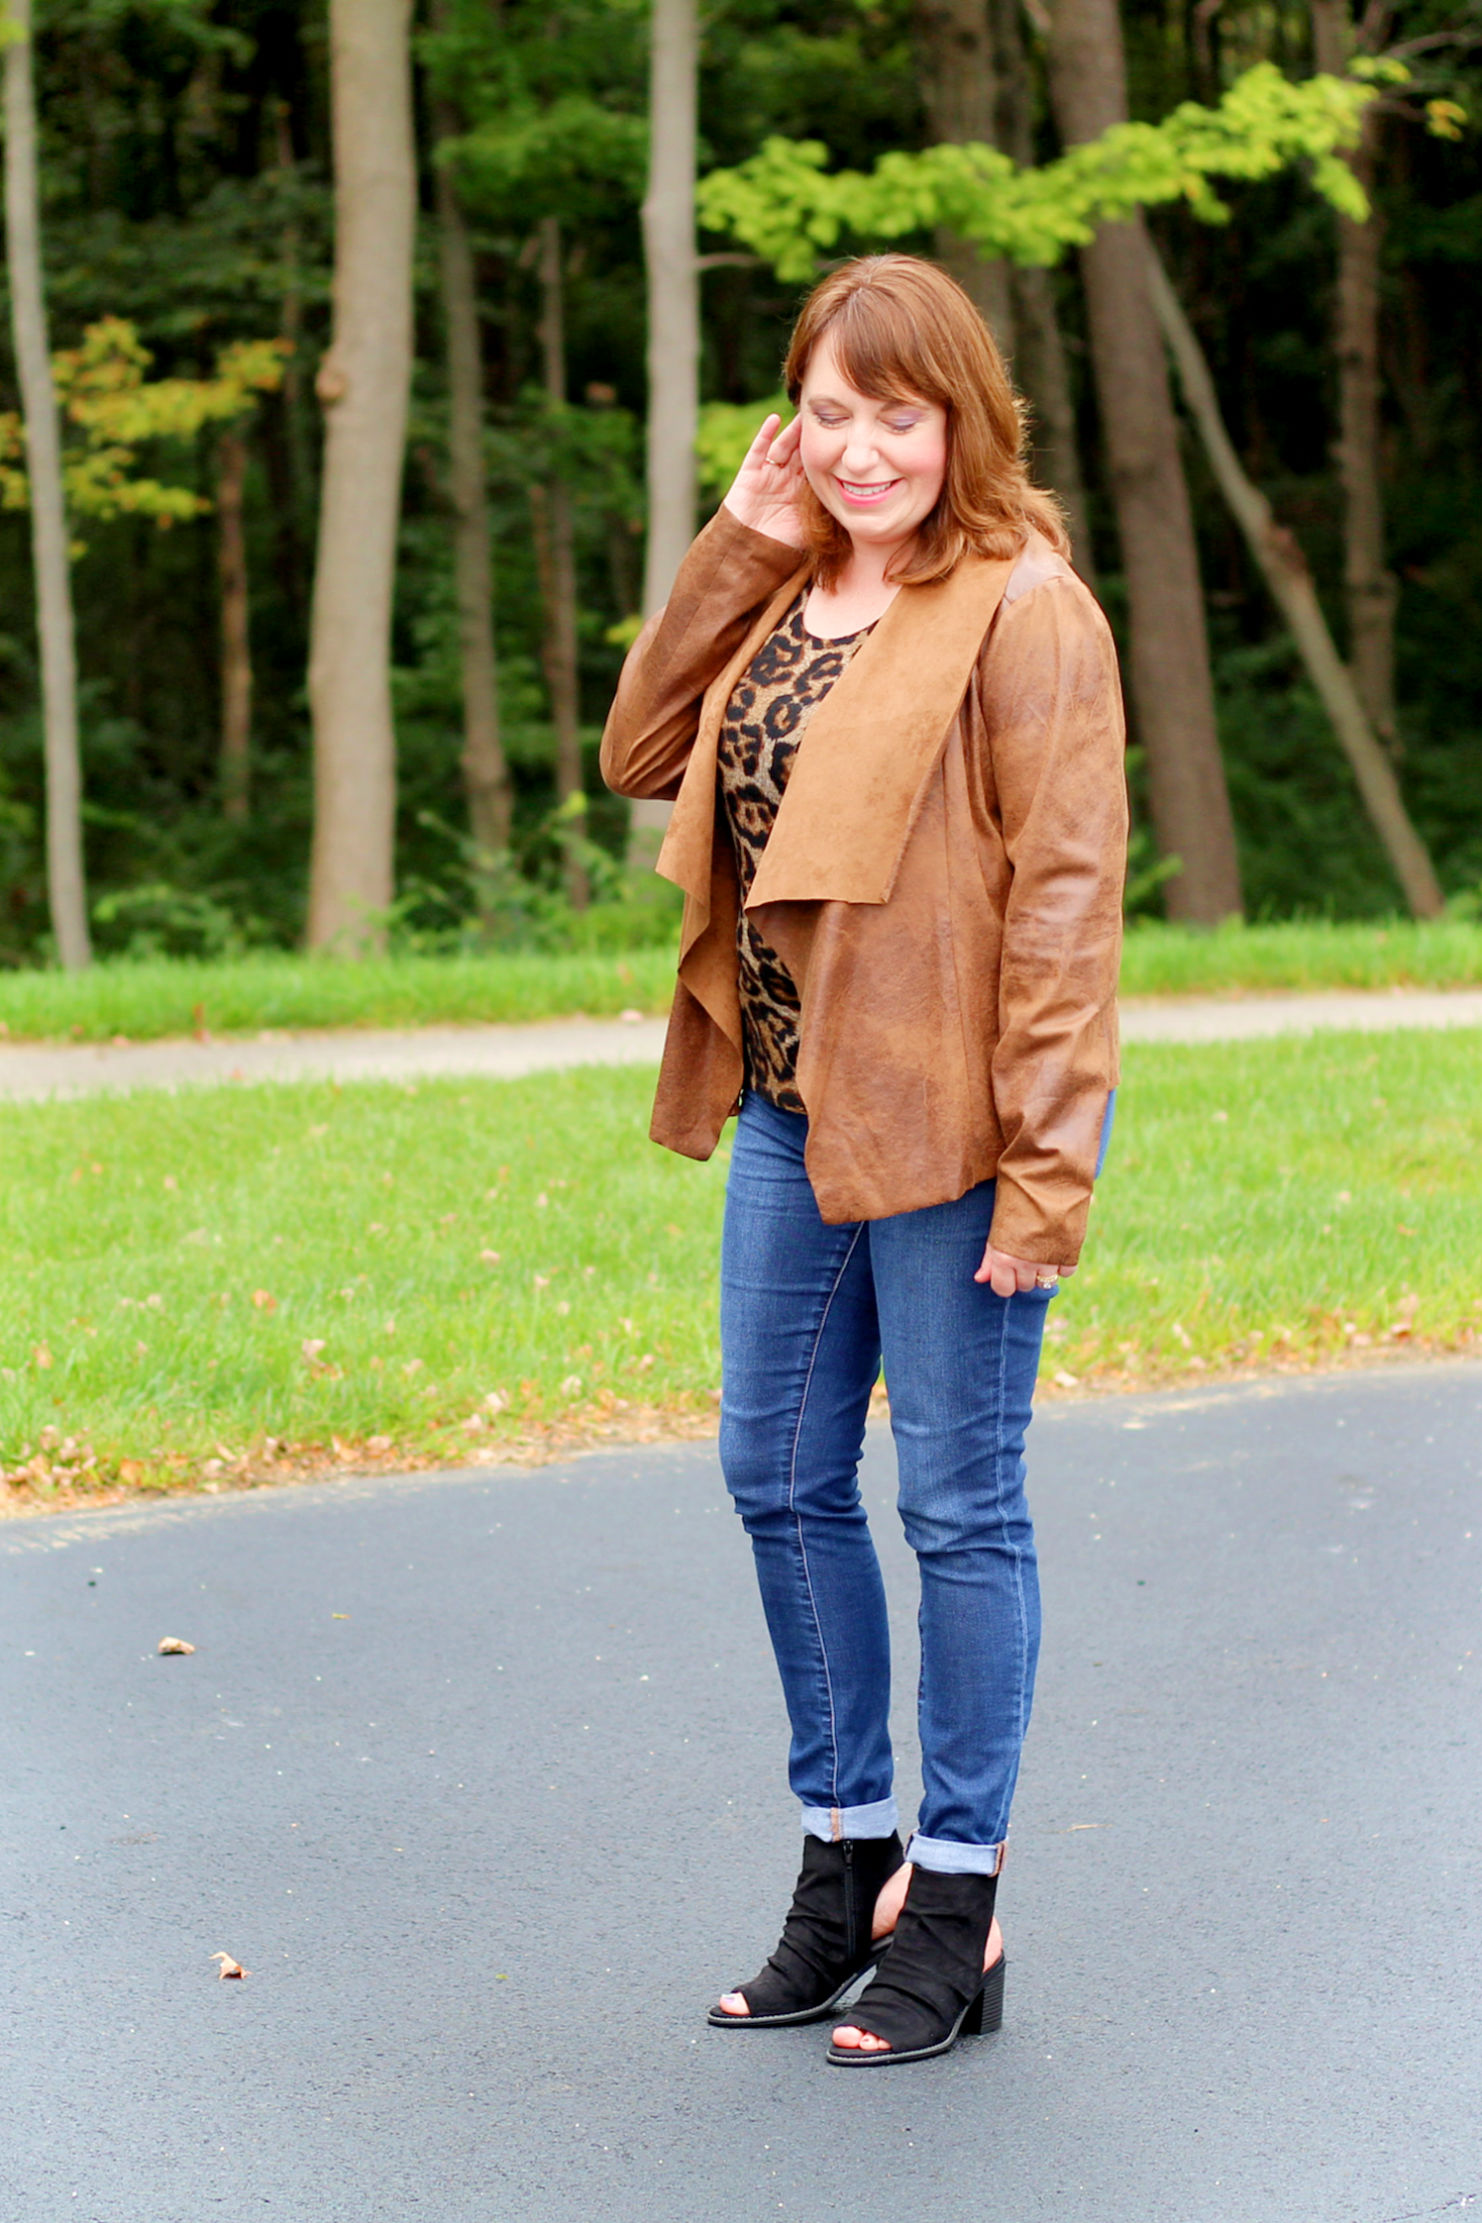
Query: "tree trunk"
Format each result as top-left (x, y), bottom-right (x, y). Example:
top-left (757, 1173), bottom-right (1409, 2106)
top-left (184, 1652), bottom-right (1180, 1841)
top-left (217, 429), bottom-right (252, 824)
top-left (633, 0), bottom-right (700, 863)
top-left (641, 0), bottom-right (699, 616)
top-left (433, 72), bottom-right (514, 893)
top-left (990, 0), bottom-right (1095, 577)
top-left (1047, 0), bottom-right (1243, 924)
top-left (4, 0), bottom-right (91, 968)
top-left (914, 0), bottom-right (1016, 345)
top-left (306, 0), bottom-right (415, 954)
top-left (1311, 0), bottom-right (1398, 749)
top-left (267, 99), bottom-right (310, 618)
top-left (535, 215), bottom-right (587, 910)
top-left (1144, 245), bottom-right (1443, 918)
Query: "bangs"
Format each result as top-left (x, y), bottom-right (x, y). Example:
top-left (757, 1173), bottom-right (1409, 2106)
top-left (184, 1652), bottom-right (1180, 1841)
top-left (786, 277), bottom-right (949, 409)
top-left (817, 291), bottom-right (947, 409)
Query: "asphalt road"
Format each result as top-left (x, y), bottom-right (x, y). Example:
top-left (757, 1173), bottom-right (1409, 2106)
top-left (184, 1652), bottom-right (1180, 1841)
top-left (3, 1363), bottom-right (1480, 2223)
top-left (2, 987), bottom-right (1481, 1099)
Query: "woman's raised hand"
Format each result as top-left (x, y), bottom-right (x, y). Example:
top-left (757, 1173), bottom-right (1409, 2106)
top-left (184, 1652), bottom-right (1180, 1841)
top-left (721, 412), bottom-right (807, 548)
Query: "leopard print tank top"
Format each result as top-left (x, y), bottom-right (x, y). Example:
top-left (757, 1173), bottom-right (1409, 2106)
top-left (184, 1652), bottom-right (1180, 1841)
top-left (715, 593), bottom-right (875, 1112)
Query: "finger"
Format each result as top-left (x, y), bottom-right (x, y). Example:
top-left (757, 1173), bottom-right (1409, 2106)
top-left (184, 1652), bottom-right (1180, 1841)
top-left (767, 413), bottom-right (802, 463)
top-left (973, 1239), bottom-right (997, 1285)
top-left (748, 412), bottom-right (782, 461)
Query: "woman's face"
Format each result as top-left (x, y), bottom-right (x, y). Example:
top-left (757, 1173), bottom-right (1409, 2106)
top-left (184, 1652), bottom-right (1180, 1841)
top-left (797, 335), bottom-right (948, 558)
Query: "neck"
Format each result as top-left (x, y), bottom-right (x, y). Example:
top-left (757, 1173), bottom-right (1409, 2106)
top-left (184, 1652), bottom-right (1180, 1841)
top-left (837, 532), bottom-right (912, 596)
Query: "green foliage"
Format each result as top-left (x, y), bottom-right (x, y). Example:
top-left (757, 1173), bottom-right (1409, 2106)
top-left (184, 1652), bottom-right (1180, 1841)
top-left (0, 0), bottom-right (1477, 959)
top-left (0, 317), bottom-right (286, 526)
top-left (695, 393), bottom-right (788, 497)
top-left (696, 65), bottom-right (1377, 281)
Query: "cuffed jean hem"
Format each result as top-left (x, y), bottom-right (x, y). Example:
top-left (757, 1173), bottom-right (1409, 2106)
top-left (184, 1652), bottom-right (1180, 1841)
top-left (907, 1832), bottom-right (1007, 1877)
top-left (802, 1796), bottom-right (900, 1844)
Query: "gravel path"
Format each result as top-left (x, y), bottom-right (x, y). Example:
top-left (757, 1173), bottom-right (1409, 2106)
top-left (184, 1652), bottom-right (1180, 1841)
top-left (2, 986), bottom-right (1480, 1099)
top-left (3, 1362), bottom-right (1479, 2223)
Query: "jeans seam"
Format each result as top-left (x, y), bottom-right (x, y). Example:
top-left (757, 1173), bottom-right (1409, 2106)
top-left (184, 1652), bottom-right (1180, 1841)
top-left (997, 1294), bottom-right (1031, 1833)
top-left (787, 1219), bottom-right (867, 1814)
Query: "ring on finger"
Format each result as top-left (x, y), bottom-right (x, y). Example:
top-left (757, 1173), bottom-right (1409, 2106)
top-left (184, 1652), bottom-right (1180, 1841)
top-left (1035, 1273), bottom-right (1058, 1289)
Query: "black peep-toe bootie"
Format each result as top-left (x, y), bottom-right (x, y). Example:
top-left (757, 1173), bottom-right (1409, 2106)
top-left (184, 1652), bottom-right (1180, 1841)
top-left (826, 1865), bottom-right (1004, 2066)
top-left (708, 1831), bottom-right (905, 2028)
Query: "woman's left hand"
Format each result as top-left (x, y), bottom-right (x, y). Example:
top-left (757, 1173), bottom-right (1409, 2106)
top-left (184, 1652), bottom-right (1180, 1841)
top-left (974, 1245), bottom-right (1077, 1298)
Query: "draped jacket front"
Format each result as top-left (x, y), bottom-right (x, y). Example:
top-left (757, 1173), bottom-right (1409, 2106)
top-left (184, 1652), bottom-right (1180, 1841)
top-left (599, 505), bottom-right (1128, 1269)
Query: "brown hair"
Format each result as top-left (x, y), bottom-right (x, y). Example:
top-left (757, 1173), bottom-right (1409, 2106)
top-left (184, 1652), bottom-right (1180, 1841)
top-left (783, 254), bottom-right (1068, 588)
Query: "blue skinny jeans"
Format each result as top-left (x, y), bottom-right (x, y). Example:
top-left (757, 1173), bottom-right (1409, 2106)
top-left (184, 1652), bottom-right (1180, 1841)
top-left (719, 1091), bottom-right (1060, 1876)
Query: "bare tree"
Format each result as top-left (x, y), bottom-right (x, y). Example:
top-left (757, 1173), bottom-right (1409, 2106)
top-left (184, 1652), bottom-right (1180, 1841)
top-left (914, 0), bottom-right (1016, 340)
top-left (990, 0), bottom-right (1094, 576)
top-left (913, 0), bottom-right (1094, 575)
top-left (1312, 0), bottom-right (1399, 749)
top-left (642, 0), bottom-right (699, 614)
top-left (431, 44), bottom-right (515, 889)
top-left (1048, 0), bottom-right (1243, 923)
top-left (631, 0), bottom-right (699, 862)
top-left (531, 214), bottom-right (587, 910)
top-left (4, 0), bottom-right (90, 967)
top-left (1146, 245), bottom-right (1443, 917)
top-left (306, 0), bottom-right (416, 953)
top-left (217, 429), bottom-right (252, 823)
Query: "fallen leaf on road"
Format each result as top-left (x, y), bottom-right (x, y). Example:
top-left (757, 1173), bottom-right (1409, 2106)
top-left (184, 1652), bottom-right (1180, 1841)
top-left (157, 1637), bottom-right (196, 1656)
top-left (210, 1952), bottom-right (248, 1980)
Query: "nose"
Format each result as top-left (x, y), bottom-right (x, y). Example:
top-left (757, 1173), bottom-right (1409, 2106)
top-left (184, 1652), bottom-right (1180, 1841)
top-left (839, 428), bottom-right (883, 476)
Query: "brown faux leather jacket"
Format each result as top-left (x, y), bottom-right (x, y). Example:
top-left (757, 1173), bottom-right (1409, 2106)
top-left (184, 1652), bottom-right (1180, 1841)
top-left (599, 505), bottom-right (1127, 1267)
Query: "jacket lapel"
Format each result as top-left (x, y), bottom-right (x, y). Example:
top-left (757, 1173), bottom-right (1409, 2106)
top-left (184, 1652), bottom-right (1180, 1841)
top-left (746, 551), bottom-right (1016, 910)
top-left (654, 566), bottom-right (808, 951)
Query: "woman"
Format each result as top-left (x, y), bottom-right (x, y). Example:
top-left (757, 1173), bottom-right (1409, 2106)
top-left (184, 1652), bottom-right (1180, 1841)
top-left (601, 255), bottom-right (1126, 2066)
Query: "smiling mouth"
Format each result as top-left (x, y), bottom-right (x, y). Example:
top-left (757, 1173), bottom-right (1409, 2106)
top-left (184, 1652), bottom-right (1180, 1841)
top-left (836, 478), bottom-right (900, 503)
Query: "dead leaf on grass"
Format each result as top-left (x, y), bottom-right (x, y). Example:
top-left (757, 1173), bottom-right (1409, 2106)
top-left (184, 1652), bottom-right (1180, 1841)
top-left (252, 1290), bottom-right (278, 1314)
top-left (157, 1637), bottom-right (196, 1656)
top-left (210, 1952), bottom-right (248, 1980)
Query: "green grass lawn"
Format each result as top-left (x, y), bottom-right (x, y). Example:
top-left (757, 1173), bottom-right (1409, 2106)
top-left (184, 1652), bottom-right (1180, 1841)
top-left (1117, 915), bottom-right (1482, 996)
top-left (2, 917), bottom-right (1482, 1044)
top-left (0, 946), bottom-right (680, 1042)
top-left (2, 1029), bottom-right (1479, 1509)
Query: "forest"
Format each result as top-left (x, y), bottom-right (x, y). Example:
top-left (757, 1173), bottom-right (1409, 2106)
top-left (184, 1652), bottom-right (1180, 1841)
top-left (0, 0), bottom-right (1478, 969)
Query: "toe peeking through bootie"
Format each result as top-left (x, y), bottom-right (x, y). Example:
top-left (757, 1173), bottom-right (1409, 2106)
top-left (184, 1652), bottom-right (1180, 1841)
top-left (708, 1831), bottom-right (905, 2029)
top-left (826, 1864), bottom-right (1004, 2065)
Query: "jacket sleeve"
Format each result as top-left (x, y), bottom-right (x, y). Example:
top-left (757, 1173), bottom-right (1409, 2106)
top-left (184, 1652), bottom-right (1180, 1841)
top-left (599, 506), bottom-right (803, 801)
top-left (979, 573), bottom-right (1128, 1267)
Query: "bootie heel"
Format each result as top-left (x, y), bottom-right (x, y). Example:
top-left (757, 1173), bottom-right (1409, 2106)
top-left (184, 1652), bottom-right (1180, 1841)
top-left (708, 1831), bottom-right (905, 2029)
top-left (960, 1950), bottom-right (1006, 2038)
